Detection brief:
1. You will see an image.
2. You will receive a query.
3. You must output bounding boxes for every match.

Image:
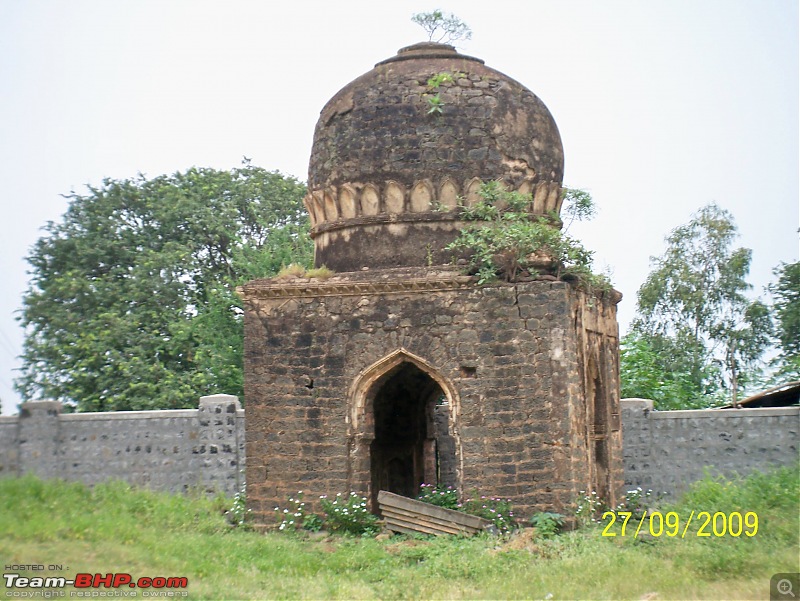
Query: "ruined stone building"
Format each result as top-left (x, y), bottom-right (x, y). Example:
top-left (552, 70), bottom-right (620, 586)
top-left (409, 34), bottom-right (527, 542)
top-left (240, 42), bottom-right (623, 523)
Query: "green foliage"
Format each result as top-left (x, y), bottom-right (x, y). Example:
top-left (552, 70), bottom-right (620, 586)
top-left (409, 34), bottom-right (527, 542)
top-left (426, 93), bottom-right (445, 115)
top-left (305, 266), bottom-right (335, 279)
top-left (446, 182), bottom-right (610, 294)
top-left (17, 162), bottom-right (313, 411)
top-left (677, 466), bottom-right (798, 515)
top-left (320, 492), bottom-right (379, 536)
top-left (411, 9), bottom-right (472, 45)
top-left (0, 475), bottom-right (231, 544)
top-left (416, 484), bottom-right (518, 532)
top-left (276, 263), bottom-right (307, 278)
top-left (620, 331), bottom-right (716, 409)
top-left (631, 203), bottom-right (772, 405)
top-left (226, 484), bottom-right (252, 528)
top-left (1, 471), bottom-right (796, 599)
top-left (665, 466), bottom-right (799, 578)
top-left (613, 487), bottom-right (658, 520)
top-left (423, 71), bottom-right (464, 115)
top-left (461, 495), bottom-right (517, 534)
top-left (529, 512), bottom-right (565, 538)
top-left (770, 261), bottom-right (800, 379)
top-left (275, 491), bottom-right (323, 533)
top-left (574, 490), bottom-right (606, 526)
top-left (560, 187), bottom-right (596, 230)
top-left (416, 483), bottom-right (459, 509)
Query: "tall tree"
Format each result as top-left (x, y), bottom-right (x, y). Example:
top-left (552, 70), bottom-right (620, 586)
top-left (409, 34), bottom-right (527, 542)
top-left (631, 203), bottom-right (771, 406)
top-left (770, 260), bottom-right (800, 379)
top-left (17, 162), bottom-right (312, 411)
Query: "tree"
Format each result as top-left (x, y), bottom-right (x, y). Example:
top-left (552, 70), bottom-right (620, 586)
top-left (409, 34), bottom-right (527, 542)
top-left (770, 260), bottom-right (800, 379)
top-left (411, 10), bottom-right (472, 45)
top-left (631, 203), bottom-right (772, 406)
top-left (17, 162), bottom-right (313, 411)
top-left (619, 331), bottom-right (714, 410)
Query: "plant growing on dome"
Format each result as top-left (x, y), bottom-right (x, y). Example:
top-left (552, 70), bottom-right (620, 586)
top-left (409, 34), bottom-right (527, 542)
top-left (411, 9), bottom-right (472, 45)
top-left (426, 93), bottom-right (445, 115)
top-left (423, 71), bottom-right (466, 116)
top-left (446, 182), bottom-right (612, 295)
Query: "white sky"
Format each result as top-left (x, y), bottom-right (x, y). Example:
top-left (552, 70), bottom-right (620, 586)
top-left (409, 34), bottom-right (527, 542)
top-left (0, 0), bottom-right (797, 414)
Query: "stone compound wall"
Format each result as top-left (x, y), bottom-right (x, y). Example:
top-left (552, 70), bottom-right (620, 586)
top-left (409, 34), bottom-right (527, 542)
top-left (241, 268), bottom-right (623, 524)
top-left (0, 394), bottom-right (244, 496)
top-left (622, 398), bottom-right (799, 498)
top-left (1, 392), bottom-right (795, 508)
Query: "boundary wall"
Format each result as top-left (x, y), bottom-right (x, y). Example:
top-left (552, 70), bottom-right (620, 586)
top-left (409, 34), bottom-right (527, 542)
top-left (0, 394), bottom-right (244, 497)
top-left (1, 396), bottom-right (796, 500)
top-left (621, 398), bottom-right (799, 497)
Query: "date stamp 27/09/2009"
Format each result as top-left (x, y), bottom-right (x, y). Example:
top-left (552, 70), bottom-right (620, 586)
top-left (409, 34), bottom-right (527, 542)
top-left (600, 510), bottom-right (758, 538)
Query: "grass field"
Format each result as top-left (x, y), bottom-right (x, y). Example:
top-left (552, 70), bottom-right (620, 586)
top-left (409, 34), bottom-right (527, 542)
top-left (1, 468), bottom-right (797, 600)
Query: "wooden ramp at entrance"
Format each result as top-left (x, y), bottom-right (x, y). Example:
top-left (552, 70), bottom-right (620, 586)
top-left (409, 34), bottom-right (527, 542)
top-left (377, 490), bottom-right (497, 536)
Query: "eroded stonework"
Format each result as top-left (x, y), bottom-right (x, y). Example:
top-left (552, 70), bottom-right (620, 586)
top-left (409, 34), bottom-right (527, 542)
top-left (306, 42), bottom-right (565, 271)
top-left (242, 42), bottom-right (623, 527)
top-left (242, 269), bottom-right (622, 522)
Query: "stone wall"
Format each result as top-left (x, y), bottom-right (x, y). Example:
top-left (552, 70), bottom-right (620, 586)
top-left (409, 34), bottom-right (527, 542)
top-left (241, 268), bottom-right (623, 524)
top-left (0, 415), bottom-right (18, 476)
top-left (2, 392), bottom-right (796, 508)
top-left (0, 394), bottom-right (244, 496)
top-left (622, 398), bottom-right (799, 498)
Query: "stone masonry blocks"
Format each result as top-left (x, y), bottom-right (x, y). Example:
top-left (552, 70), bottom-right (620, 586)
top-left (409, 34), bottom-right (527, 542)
top-left (241, 270), bottom-right (623, 525)
top-left (622, 398), bottom-right (799, 498)
top-left (0, 397), bottom-right (245, 496)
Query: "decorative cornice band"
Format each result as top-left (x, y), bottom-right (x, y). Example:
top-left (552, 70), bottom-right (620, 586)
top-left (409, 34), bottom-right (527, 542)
top-left (240, 275), bottom-right (474, 300)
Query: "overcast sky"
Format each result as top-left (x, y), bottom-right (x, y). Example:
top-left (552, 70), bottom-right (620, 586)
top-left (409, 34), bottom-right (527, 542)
top-left (0, 0), bottom-right (797, 414)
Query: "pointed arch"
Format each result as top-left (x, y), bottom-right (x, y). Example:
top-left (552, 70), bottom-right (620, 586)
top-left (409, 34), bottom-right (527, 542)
top-left (348, 348), bottom-right (459, 434)
top-left (346, 348), bottom-right (462, 509)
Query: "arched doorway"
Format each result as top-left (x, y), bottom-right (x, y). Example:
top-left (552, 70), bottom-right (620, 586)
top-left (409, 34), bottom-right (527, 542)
top-left (348, 350), bottom-right (460, 512)
top-left (369, 362), bottom-right (457, 507)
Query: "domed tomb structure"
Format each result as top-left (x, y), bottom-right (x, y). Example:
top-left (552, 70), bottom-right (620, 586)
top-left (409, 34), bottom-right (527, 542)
top-left (242, 43), bottom-right (622, 527)
top-left (306, 42), bottom-right (565, 271)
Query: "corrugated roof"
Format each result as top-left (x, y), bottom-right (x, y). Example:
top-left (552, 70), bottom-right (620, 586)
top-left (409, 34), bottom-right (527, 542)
top-left (717, 381), bottom-right (800, 409)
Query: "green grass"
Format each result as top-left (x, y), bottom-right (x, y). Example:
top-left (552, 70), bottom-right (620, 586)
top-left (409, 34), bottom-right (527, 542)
top-left (1, 468), bottom-right (797, 600)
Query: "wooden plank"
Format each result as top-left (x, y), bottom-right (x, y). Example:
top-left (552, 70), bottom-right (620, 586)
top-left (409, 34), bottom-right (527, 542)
top-left (381, 509), bottom-right (488, 536)
top-left (384, 515), bottom-right (463, 536)
top-left (381, 505), bottom-right (479, 534)
top-left (378, 491), bottom-right (488, 528)
top-left (377, 490), bottom-right (496, 537)
top-left (381, 509), bottom-right (473, 536)
top-left (383, 511), bottom-right (470, 536)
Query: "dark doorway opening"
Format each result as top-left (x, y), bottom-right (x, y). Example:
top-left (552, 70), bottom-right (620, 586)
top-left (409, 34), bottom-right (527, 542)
top-left (369, 362), bottom-right (456, 509)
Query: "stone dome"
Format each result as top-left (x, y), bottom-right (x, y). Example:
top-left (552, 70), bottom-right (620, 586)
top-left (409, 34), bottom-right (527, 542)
top-left (306, 42), bottom-right (565, 271)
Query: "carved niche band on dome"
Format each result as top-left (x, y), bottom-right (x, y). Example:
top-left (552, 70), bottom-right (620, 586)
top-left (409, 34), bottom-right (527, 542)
top-left (304, 178), bottom-right (563, 235)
